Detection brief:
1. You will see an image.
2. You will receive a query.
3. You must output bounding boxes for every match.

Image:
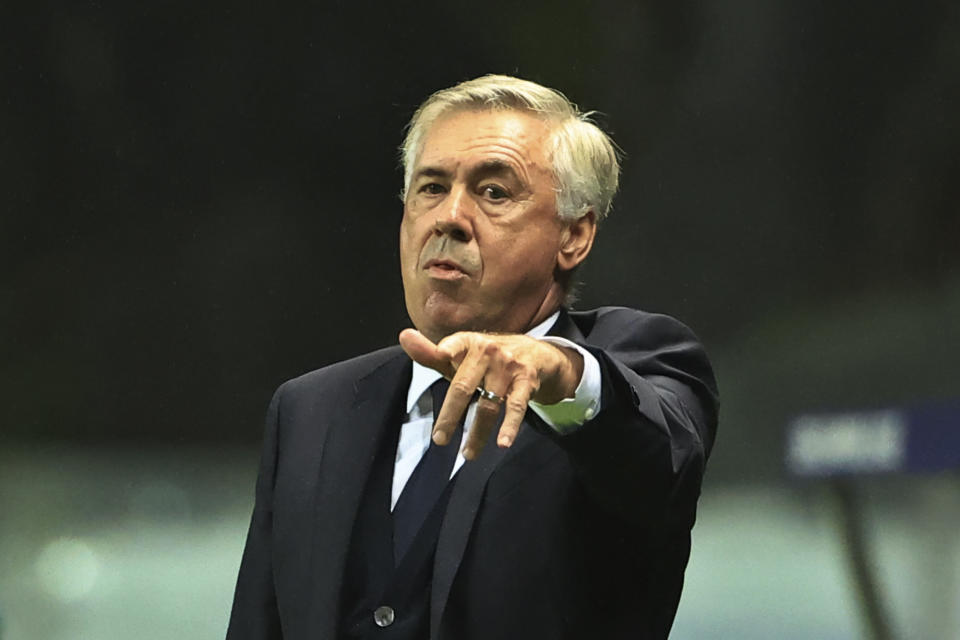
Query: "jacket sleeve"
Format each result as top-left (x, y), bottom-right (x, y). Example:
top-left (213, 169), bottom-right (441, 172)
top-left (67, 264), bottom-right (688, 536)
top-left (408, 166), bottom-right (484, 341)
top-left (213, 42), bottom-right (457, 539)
top-left (535, 309), bottom-right (719, 532)
top-left (226, 386), bottom-right (284, 639)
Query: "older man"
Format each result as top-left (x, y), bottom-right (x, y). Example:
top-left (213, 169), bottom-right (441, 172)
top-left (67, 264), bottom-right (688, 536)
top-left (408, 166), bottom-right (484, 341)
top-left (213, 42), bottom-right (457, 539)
top-left (227, 75), bottom-right (718, 640)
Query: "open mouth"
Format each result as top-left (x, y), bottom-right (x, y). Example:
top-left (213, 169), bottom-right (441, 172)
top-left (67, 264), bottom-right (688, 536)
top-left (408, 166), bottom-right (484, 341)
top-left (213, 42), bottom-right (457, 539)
top-left (424, 259), bottom-right (468, 278)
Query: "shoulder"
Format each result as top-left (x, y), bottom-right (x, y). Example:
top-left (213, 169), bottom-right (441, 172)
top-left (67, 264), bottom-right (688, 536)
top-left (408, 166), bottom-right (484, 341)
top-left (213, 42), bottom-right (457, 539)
top-left (275, 344), bottom-right (407, 404)
top-left (567, 306), bottom-right (718, 428)
top-left (566, 306), bottom-right (704, 348)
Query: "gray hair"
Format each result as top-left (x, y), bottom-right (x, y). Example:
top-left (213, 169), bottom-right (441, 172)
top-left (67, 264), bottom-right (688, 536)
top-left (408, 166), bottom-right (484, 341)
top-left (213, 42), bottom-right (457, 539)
top-left (400, 75), bottom-right (621, 222)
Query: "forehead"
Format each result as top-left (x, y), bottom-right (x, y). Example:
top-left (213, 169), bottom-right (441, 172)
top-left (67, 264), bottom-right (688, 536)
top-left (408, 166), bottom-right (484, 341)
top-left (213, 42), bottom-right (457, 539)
top-left (414, 109), bottom-right (554, 173)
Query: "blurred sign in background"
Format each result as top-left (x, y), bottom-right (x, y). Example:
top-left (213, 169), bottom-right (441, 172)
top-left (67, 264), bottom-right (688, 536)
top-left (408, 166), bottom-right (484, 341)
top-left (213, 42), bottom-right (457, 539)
top-left (1, 1), bottom-right (958, 639)
top-left (788, 400), bottom-right (960, 477)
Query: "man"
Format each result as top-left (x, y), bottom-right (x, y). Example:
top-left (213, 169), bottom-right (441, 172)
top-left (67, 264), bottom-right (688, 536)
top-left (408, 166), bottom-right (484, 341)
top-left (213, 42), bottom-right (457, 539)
top-left (227, 75), bottom-right (718, 640)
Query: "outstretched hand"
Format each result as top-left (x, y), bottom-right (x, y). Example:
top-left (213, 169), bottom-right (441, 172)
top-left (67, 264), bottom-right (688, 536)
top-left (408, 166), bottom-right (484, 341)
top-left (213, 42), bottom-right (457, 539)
top-left (399, 328), bottom-right (584, 460)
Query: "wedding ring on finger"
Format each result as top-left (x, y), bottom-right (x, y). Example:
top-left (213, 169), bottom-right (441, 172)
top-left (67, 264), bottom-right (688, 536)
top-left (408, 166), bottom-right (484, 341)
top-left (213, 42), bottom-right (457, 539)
top-left (476, 386), bottom-right (506, 404)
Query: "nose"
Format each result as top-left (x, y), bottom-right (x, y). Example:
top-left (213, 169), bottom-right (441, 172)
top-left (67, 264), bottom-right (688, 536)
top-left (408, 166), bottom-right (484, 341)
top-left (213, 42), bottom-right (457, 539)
top-left (432, 186), bottom-right (473, 243)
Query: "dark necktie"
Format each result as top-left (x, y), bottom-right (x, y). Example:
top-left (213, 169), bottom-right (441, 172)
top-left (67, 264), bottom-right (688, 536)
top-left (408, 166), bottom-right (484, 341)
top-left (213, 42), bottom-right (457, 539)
top-left (392, 379), bottom-right (464, 565)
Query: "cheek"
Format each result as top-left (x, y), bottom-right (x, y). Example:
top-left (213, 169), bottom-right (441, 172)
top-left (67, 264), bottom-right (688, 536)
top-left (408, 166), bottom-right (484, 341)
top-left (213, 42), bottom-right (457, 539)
top-left (522, 236), bottom-right (560, 280)
top-left (399, 216), bottom-right (418, 268)
top-left (486, 235), bottom-right (554, 284)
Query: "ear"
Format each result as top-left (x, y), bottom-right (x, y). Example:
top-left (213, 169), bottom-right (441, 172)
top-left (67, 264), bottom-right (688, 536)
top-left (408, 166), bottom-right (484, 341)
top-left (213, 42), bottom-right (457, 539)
top-left (557, 210), bottom-right (597, 271)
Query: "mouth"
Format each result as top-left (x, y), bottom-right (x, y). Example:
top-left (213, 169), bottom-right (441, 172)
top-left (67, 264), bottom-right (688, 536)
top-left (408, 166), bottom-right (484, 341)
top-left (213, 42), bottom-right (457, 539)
top-left (424, 258), bottom-right (470, 279)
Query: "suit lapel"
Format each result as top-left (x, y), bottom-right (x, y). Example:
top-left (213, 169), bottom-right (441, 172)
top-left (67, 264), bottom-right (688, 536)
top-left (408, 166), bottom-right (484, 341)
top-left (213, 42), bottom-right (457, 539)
top-left (307, 348), bottom-right (411, 638)
top-left (430, 422), bottom-right (507, 637)
top-left (547, 307), bottom-right (587, 344)
top-left (429, 310), bottom-right (585, 636)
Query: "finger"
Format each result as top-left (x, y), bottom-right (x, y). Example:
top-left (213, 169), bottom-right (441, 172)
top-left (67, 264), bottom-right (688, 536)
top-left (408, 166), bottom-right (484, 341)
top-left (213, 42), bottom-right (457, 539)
top-left (398, 329), bottom-right (457, 379)
top-left (496, 378), bottom-right (535, 449)
top-left (434, 332), bottom-right (475, 370)
top-left (462, 366), bottom-right (512, 459)
top-left (433, 342), bottom-right (489, 446)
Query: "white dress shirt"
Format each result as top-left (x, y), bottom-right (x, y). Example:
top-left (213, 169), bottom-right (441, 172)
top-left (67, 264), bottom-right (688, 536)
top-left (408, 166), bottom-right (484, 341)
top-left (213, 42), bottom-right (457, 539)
top-left (391, 311), bottom-right (602, 509)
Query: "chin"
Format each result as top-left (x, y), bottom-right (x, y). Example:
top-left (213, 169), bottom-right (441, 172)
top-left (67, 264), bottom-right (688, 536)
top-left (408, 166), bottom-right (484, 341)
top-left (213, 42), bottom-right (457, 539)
top-left (419, 315), bottom-right (472, 342)
top-left (415, 303), bottom-right (479, 341)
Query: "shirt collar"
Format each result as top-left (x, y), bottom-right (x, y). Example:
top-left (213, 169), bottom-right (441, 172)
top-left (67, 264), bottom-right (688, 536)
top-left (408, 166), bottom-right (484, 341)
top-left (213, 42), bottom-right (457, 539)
top-left (405, 310), bottom-right (561, 413)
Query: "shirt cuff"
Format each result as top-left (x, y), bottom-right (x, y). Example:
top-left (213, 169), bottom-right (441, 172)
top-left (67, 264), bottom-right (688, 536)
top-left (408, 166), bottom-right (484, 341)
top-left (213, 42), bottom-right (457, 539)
top-left (529, 337), bottom-right (602, 434)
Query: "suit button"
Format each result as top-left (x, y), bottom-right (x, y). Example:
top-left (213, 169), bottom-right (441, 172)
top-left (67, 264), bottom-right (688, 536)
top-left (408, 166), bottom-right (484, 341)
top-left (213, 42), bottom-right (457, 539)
top-left (373, 606), bottom-right (395, 627)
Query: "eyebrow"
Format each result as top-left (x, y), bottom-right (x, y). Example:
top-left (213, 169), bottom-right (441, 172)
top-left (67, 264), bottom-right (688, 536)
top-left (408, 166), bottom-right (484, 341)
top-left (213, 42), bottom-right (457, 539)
top-left (411, 166), bottom-right (451, 182)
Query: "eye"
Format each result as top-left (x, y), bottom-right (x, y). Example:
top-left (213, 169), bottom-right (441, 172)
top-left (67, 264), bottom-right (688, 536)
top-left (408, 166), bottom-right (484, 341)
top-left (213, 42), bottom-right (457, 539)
top-left (480, 184), bottom-right (509, 201)
top-left (418, 182), bottom-right (446, 195)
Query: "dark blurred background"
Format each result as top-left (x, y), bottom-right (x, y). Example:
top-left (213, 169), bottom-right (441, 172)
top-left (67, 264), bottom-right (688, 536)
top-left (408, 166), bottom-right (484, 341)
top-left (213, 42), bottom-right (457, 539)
top-left (2, 1), bottom-right (958, 639)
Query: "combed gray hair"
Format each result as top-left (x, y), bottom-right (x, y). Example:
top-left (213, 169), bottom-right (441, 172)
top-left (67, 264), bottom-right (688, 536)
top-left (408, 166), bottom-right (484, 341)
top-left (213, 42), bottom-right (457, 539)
top-left (400, 74), bottom-right (621, 222)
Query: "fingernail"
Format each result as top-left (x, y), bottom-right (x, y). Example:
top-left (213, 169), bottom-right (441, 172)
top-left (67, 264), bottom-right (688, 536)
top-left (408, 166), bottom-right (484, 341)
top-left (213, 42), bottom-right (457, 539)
top-left (462, 447), bottom-right (474, 460)
top-left (433, 431), bottom-right (447, 445)
top-left (498, 435), bottom-right (512, 447)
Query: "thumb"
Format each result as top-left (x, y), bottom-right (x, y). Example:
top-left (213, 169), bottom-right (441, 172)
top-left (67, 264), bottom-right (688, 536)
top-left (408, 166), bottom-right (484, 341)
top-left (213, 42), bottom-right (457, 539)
top-left (399, 329), bottom-right (456, 378)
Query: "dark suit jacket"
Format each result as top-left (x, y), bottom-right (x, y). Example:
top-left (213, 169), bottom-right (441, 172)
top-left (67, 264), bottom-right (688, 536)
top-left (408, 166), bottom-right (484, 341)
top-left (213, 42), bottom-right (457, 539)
top-left (227, 307), bottom-right (718, 639)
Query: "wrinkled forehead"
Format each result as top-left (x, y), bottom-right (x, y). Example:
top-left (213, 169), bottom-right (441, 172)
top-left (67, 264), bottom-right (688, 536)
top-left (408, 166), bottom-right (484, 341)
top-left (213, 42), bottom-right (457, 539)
top-left (414, 107), bottom-right (557, 171)
top-left (426, 103), bottom-right (558, 137)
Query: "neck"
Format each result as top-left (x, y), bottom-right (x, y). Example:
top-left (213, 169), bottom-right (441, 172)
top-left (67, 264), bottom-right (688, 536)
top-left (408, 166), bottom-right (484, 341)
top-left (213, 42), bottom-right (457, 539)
top-left (521, 283), bottom-right (564, 333)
